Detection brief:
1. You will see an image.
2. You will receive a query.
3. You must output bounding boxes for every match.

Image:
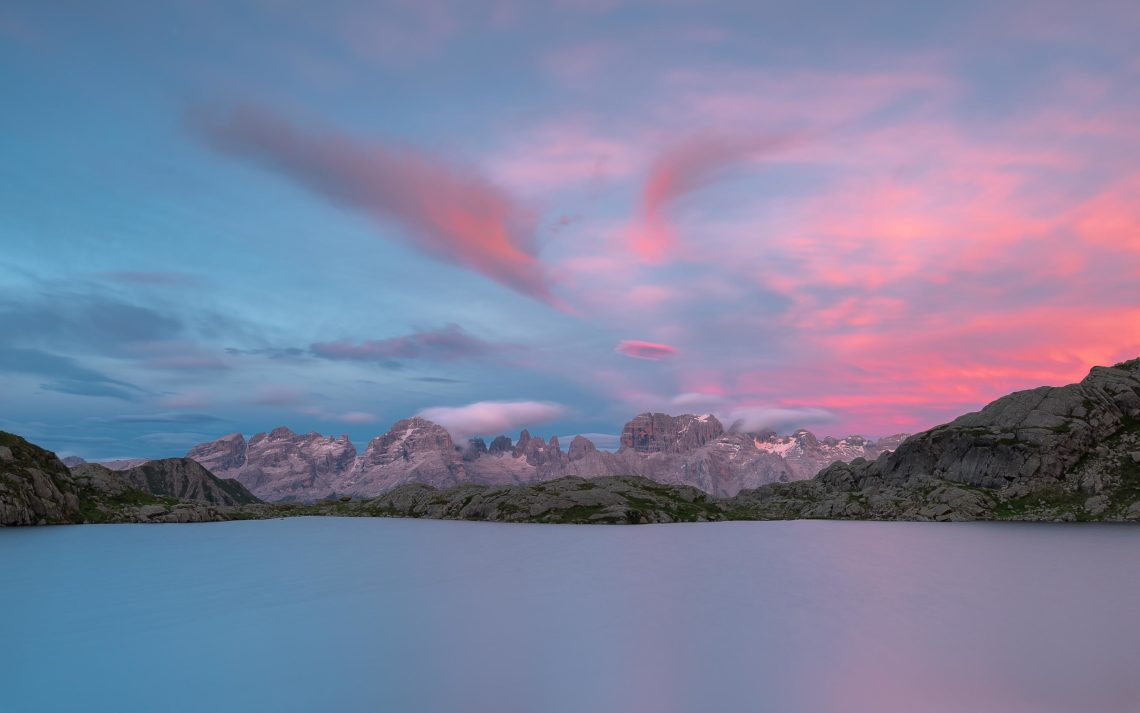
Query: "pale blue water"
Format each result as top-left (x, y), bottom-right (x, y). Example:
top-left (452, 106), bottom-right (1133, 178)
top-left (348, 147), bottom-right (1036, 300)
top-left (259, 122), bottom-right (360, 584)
top-left (3, 519), bottom-right (1139, 713)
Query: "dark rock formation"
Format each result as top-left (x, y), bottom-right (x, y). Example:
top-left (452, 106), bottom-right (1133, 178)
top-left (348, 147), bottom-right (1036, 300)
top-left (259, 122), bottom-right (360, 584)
top-left (465, 437), bottom-right (488, 460)
top-left (345, 476), bottom-right (723, 524)
top-left (71, 459), bottom-right (259, 507)
top-left (488, 435), bottom-right (513, 454)
top-left (0, 433), bottom-right (82, 525)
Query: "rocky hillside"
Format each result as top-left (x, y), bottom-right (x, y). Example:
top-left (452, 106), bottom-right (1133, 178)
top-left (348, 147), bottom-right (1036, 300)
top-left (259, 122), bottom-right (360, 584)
top-left (727, 359), bottom-right (1140, 521)
top-left (71, 459), bottom-right (259, 507)
top-left (1, 432), bottom-right (263, 526)
top-left (0, 432), bottom-right (82, 525)
top-left (286, 476), bottom-right (724, 524)
top-left (185, 413), bottom-right (899, 501)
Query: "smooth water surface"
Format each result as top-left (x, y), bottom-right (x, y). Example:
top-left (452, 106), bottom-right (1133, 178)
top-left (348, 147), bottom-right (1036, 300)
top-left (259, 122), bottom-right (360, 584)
top-left (3, 518), bottom-right (1139, 713)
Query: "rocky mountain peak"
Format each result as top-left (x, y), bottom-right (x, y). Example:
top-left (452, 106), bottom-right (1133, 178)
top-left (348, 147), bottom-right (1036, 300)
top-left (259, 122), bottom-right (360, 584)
top-left (567, 435), bottom-right (598, 461)
top-left (361, 418), bottom-right (455, 465)
top-left (488, 435), bottom-right (513, 454)
top-left (620, 412), bottom-right (725, 453)
top-left (187, 431), bottom-right (248, 473)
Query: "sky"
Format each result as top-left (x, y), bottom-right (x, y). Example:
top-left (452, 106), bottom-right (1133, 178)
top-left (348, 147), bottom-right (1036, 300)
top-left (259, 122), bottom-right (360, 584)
top-left (1, 0), bottom-right (1139, 459)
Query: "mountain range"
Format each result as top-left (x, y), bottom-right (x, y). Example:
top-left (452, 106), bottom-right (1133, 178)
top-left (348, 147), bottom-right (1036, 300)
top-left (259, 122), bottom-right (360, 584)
top-left (182, 413), bottom-right (906, 502)
top-left (5, 357), bottom-right (1140, 526)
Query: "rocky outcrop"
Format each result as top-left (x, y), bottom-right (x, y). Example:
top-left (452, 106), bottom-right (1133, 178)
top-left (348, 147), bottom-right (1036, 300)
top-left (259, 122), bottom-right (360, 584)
top-left (0, 433), bottom-right (82, 526)
top-left (71, 459), bottom-right (259, 506)
top-left (728, 359), bottom-right (1140, 522)
top-left (488, 435), bottom-right (512, 454)
top-left (2, 432), bottom-right (262, 526)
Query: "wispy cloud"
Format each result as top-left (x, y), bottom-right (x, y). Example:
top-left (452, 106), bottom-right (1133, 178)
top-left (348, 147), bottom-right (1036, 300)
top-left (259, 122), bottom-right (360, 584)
top-left (631, 134), bottom-right (796, 262)
top-left (311, 324), bottom-right (495, 362)
top-left (98, 271), bottom-right (202, 287)
top-left (95, 412), bottom-right (225, 424)
top-left (194, 105), bottom-right (558, 304)
top-left (0, 347), bottom-right (143, 401)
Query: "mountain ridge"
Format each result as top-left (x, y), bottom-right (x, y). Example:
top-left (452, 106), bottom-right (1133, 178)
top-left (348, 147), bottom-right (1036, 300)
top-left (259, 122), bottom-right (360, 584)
top-left (184, 413), bottom-right (905, 502)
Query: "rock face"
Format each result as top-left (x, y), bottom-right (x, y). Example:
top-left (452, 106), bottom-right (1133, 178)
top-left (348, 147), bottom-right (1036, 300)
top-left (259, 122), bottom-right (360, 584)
top-left (620, 413), bottom-right (724, 453)
top-left (342, 418), bottom-right (465, 493)
top-left (186, 412), bottom-right (904, 501)
top-left (0, 433), bottom-right (82, 526)
top-left (186, 433), bottom-right (246, 473)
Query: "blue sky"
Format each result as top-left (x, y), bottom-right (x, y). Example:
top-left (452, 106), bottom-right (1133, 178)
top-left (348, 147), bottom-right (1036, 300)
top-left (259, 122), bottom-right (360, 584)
top-left (2, 0), bottom-right (1138, 458)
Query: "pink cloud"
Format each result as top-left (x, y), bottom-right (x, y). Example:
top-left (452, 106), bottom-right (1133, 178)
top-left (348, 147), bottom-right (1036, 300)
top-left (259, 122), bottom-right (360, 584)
top-left (339, 411), bottom-right (377, 424)
top-left (298, 406), bottom-right (380, 424)
top-left (631, 134), bottom-right (795, 262)
top-left (251, 386), bottom-right (306, 407)
top-left (195, 105), bottom-right (557, 304)
top-left (417, 400), bottom-right (565, 438)
top-left (615, 339), bottom-right (678, 360)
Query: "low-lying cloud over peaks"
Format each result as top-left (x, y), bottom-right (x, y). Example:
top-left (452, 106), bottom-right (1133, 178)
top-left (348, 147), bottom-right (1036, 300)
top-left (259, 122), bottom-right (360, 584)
top-left (417, 400), bottom-right (566, 439)
top-left (720, 407), bottom-right (837, 434)
top-left (194, 105), bottom-right (557, 304)
top-left (669, 394), bottom-right (836, 434)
